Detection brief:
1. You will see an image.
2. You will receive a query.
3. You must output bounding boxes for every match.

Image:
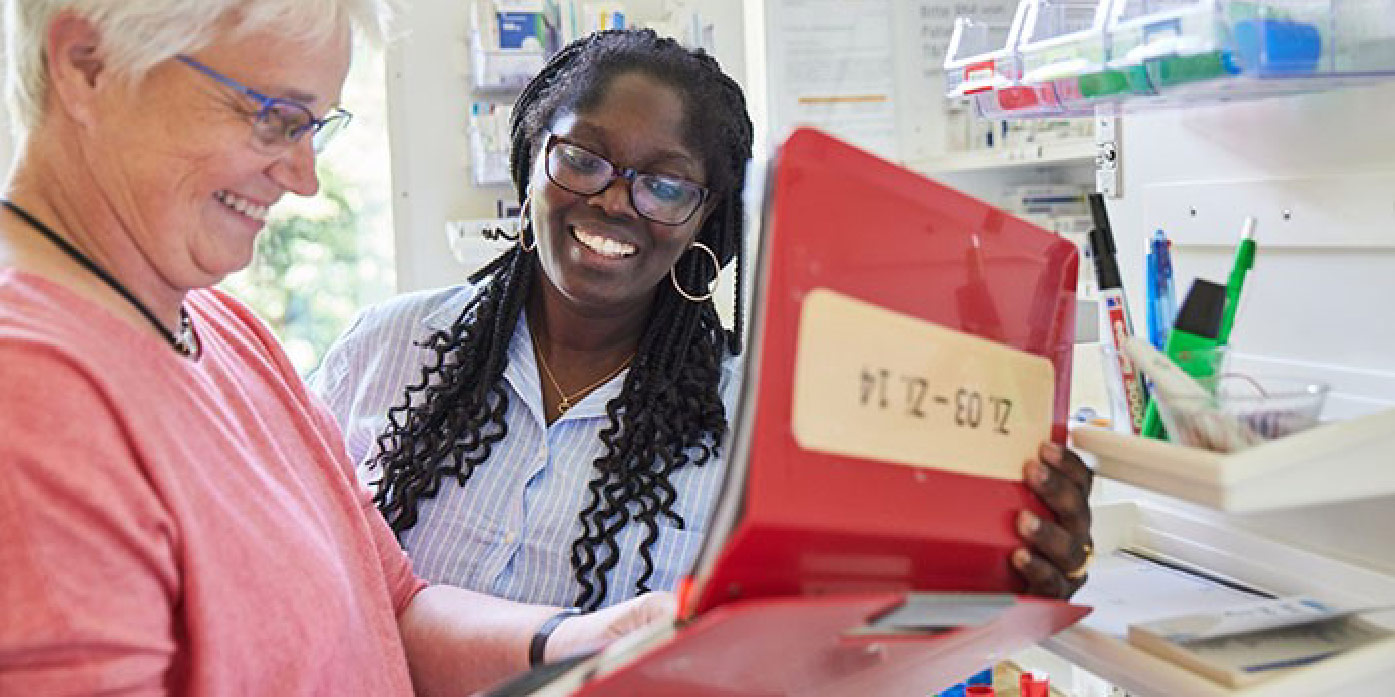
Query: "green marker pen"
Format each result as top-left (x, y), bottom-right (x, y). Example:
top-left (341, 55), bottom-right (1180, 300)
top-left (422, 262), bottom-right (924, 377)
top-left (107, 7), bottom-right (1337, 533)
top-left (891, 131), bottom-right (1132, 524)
top-left (1217, 217), bottom-right (1257, 345)
top-left (1141, 279), bottom-right (1228, 440)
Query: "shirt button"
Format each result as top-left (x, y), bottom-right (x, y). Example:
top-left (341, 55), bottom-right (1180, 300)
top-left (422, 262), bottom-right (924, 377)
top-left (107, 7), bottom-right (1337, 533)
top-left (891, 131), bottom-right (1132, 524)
top-left (504, 531), bottom-right (517, 545)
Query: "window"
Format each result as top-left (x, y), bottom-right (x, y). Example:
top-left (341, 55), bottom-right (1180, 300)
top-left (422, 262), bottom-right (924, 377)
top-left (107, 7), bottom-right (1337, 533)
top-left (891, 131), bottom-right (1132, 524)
top-left (221, 41), bottom-right (396, 374)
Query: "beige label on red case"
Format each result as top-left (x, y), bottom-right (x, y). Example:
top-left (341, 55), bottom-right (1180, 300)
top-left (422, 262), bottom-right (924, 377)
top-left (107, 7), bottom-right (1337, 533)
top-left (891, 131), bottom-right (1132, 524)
top-left (791, 288), bottom-right (1054, 480)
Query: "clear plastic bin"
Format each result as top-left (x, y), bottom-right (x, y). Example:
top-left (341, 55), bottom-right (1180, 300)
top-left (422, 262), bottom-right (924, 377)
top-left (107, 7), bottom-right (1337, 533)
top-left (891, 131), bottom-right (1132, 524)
top-left (1154, 375), bottom-right (1330, 453)
top-left (1018, 0), bottom-right (1147, 109)
top-left (944, 2), bottom-right (1066, 118)
top-left (1106, 0), bottom-right (1238, 98)
top-left (1331, 0), bottom-right (1395, 73)
top-left (945, 0), bottom-right (1395, 117)
top-left (1106, 0), bottom-right (1395, 103)
top-left (470, 30), bottom-right (545, 92)
top-left (469, 128), bottom-right (511, 187)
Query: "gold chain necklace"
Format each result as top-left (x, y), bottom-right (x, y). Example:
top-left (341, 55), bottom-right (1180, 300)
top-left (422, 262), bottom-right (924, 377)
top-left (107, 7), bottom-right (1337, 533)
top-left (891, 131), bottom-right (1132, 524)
top-left (530, 329), bottom-right (634, 415)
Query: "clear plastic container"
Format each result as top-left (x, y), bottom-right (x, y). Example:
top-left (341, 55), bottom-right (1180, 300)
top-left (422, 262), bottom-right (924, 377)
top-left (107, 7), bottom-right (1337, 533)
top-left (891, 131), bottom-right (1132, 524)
top-left (945, 0), bottom-right (1395, 117)
top-left (468, 101), bottom-right (513, 187)
top-left (470, 30), bottom-right (545, 92)
top-left (1154, 375), bottom-right (1330, 453)
top-left (1332, 0), bottom-right (1395, 73)
top-left (1106, 0), bottom-right (1395, 103)
top-left (469, 127), bottom-right (511, 186)
top-left (1106, 0), bottom-right (1236, 98)
top-left (944, 2), bottom-right (1066, 117)
top-left (1018, 0), bottom-right (1134, 110)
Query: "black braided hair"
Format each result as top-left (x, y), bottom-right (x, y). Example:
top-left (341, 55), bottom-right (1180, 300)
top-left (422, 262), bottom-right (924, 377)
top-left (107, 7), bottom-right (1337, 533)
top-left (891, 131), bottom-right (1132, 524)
top-left (368, 28), bottom-right (753, 610)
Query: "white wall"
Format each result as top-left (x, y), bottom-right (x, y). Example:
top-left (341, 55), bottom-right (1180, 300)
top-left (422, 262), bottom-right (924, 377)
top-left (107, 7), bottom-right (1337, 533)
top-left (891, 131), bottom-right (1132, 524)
top-left (384, 1), bottom-right (477, 293)
top-left (387, 0), bottom-right (749, 294)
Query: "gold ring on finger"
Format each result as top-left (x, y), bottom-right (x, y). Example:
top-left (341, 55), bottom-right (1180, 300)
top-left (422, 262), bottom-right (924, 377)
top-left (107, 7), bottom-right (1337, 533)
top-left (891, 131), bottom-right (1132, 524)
top-left (1066, 542), bottom-right (1094, 581)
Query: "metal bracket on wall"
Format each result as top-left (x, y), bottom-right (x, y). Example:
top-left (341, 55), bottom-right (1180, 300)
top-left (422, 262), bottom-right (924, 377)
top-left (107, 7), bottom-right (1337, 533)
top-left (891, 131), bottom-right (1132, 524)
top-left (1095, 110), bottom-right (1121, 198)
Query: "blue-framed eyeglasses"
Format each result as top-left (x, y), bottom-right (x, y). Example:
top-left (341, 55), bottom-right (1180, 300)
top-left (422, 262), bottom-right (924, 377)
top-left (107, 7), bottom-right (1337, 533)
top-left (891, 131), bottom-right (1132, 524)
top-left (176, 55), bottom-right (351, 154)
top-left (543, 133), bottom-right (709, 226)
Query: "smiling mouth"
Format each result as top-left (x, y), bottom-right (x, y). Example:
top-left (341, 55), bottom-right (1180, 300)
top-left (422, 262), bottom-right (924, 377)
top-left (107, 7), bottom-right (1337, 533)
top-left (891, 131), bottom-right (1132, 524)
top-left (571, 226), bottom-right (637, 259)
top-left (214, 190), bottom-right (270, 223)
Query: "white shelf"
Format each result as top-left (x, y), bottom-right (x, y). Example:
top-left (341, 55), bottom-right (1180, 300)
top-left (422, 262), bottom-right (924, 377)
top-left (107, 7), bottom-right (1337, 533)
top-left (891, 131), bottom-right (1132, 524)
top-left (1046, 502), bottom-right (1395, 696)
top-left (910, 138), bottom-right (1096, 174)
top-left (1069, 407), bottom-right (1395, 513)
top-left (445, 218), bottom-right (514, 270)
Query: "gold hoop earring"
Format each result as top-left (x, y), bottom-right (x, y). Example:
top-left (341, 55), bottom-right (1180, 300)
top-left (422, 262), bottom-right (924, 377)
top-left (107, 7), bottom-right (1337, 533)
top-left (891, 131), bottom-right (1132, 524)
top-left (518, 198), bottom-right (536, 252)
top-left (670, 241), bottom-right (720, 303)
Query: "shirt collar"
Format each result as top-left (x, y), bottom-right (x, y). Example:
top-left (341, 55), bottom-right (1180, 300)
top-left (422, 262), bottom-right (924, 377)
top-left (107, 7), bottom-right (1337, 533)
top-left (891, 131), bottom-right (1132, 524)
top-left (422, 284), bottom-right (481, 333)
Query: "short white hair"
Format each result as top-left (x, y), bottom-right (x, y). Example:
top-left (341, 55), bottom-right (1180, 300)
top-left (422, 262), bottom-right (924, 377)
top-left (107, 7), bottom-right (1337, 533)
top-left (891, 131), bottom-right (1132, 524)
top-left (3, 0), bottom-right (396, 139)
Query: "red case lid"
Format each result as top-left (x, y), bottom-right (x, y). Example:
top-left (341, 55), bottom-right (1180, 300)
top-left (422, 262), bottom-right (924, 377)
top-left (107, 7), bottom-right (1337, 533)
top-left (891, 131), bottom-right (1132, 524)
top-left (690, 128), bottom-right (1079, 614)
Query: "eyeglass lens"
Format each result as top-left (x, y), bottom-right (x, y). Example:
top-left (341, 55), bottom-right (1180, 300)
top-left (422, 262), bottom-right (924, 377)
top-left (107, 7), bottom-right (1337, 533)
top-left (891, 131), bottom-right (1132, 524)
top-left (547, 141), bottom-right (704, 225)
top-left (251, 102), bottom-right (349, 154)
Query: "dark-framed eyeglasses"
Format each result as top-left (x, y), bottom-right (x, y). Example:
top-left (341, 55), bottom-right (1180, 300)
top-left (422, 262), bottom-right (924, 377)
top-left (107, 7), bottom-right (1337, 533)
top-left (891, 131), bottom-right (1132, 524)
top-left (543, 133), bottom-right (709, 226)
top-left (175, 55), bottom-right (352, 154)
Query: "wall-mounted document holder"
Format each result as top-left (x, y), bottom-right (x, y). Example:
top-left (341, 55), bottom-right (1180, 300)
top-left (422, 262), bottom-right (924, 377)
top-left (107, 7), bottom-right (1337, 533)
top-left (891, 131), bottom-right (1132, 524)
top-left (1069, 406), bottom-right (1395, 513)
top-left (945, 0), bottom-right (1395, 118)
top-left (470, 30), bottom-right (546, 92)
top-left (468, 101), bottom-right (513, 186)
top-left (469, 126), bottom-right (511, 187)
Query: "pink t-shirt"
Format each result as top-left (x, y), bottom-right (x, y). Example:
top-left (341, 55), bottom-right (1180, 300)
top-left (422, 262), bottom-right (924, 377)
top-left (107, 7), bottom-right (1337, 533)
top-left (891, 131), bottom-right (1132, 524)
top-left (0, 270), bottom-right (426, 695)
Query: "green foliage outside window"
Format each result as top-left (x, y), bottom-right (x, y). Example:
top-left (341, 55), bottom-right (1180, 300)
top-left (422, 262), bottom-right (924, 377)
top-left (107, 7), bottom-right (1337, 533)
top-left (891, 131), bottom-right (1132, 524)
top-left (220, 168), bottom-right (393, 375)
top-left (220, 42), bottom-right (394, 375)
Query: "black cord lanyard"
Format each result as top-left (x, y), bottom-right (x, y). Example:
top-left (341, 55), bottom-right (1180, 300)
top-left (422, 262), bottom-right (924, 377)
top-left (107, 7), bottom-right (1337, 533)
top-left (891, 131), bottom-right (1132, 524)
top-left (2, 199), bottom-right (196, 357)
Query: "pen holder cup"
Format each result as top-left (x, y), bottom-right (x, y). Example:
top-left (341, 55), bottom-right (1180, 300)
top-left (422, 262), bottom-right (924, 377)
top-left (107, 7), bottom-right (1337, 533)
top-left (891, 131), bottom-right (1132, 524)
top-left (1154, 376), bottom-right (1330, 453)
top-left (1098, 344), bottom-right (1229, 433)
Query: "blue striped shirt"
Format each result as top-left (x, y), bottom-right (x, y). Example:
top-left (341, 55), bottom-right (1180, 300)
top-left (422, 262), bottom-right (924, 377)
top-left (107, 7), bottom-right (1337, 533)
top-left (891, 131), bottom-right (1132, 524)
top-left (309, 283), bottom-right (740, 609)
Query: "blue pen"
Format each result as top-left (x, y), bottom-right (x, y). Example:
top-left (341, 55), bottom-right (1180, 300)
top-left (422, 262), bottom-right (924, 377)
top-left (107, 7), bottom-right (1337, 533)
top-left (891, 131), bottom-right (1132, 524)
top-left (1145, 230), bottom-right (1177, 350)
top-left (1149, 242), bottom-right (1160, 348)
top-left (1156, 230), bottom-right (1177, 342)
top-left (1146, 241), bottom-right (1162, 349)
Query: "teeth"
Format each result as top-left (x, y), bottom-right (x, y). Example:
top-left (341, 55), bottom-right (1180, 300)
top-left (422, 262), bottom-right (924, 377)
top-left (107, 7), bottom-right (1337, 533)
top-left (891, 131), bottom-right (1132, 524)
top-left (215, 190), bottom-right (269, 222)
top-left (573, 227), bottom-right (636, 258)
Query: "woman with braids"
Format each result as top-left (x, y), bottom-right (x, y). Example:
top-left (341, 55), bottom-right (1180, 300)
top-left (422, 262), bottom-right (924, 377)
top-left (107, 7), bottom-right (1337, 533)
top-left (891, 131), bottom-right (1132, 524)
top-left (313, 27), bottom-right (1096, 634)
top-left (0, 3), bottom-right (668, 695)
top-left (313, 28), bottom-right (749, 616)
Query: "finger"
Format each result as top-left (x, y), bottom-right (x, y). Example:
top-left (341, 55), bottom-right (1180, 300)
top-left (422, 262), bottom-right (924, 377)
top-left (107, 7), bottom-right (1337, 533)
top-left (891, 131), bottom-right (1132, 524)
top-left (1039, 441), bottom-right (1094, 492)
top-left (640, 592), bottom-right (678, 624)
top-left (1012, 548), bottom-right (1073, 600)
top-left (1017, 510), bottom-right (1090, 578)
top-left (1025, 458), bottom-right (1091, 535)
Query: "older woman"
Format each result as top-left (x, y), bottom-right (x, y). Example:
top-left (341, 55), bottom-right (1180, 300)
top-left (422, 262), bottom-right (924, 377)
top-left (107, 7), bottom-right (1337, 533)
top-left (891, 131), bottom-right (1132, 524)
top-left (313, 28), bottom-right (1095, 619)
top-left (0, 2), bottom-right (667, 695)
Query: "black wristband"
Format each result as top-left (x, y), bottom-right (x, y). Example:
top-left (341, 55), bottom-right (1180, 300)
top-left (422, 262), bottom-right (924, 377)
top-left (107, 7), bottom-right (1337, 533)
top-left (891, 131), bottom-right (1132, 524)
top-left (529, 608), bottom-right (581, 667)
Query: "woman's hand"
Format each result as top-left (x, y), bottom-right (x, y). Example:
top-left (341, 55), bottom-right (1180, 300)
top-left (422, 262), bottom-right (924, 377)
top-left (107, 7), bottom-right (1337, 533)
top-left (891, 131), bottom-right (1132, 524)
top-left (544, 591), bottom-right (677, 663)
top-left (1013, 441), bottom-right (1094, 599)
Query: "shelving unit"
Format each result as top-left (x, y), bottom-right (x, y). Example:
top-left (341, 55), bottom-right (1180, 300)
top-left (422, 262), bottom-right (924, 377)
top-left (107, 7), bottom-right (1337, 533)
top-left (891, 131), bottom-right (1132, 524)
top-left (943, 0), bottom-right (1395, 119)
top-left (1069, 406), bottom-right (1395, 513)
top-left (912, 137), bottom-right (1096, 174)
top-left (469, 29), bottom-right (545, 93)
top-left (445, 217), bottom-right (515, 269)
top-left (926, 0), bottom-right (1395, 693)
top-left (466, 2), bottom-right (550, 187)
top-left (1045, 502), bottom-right (1395, 696)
